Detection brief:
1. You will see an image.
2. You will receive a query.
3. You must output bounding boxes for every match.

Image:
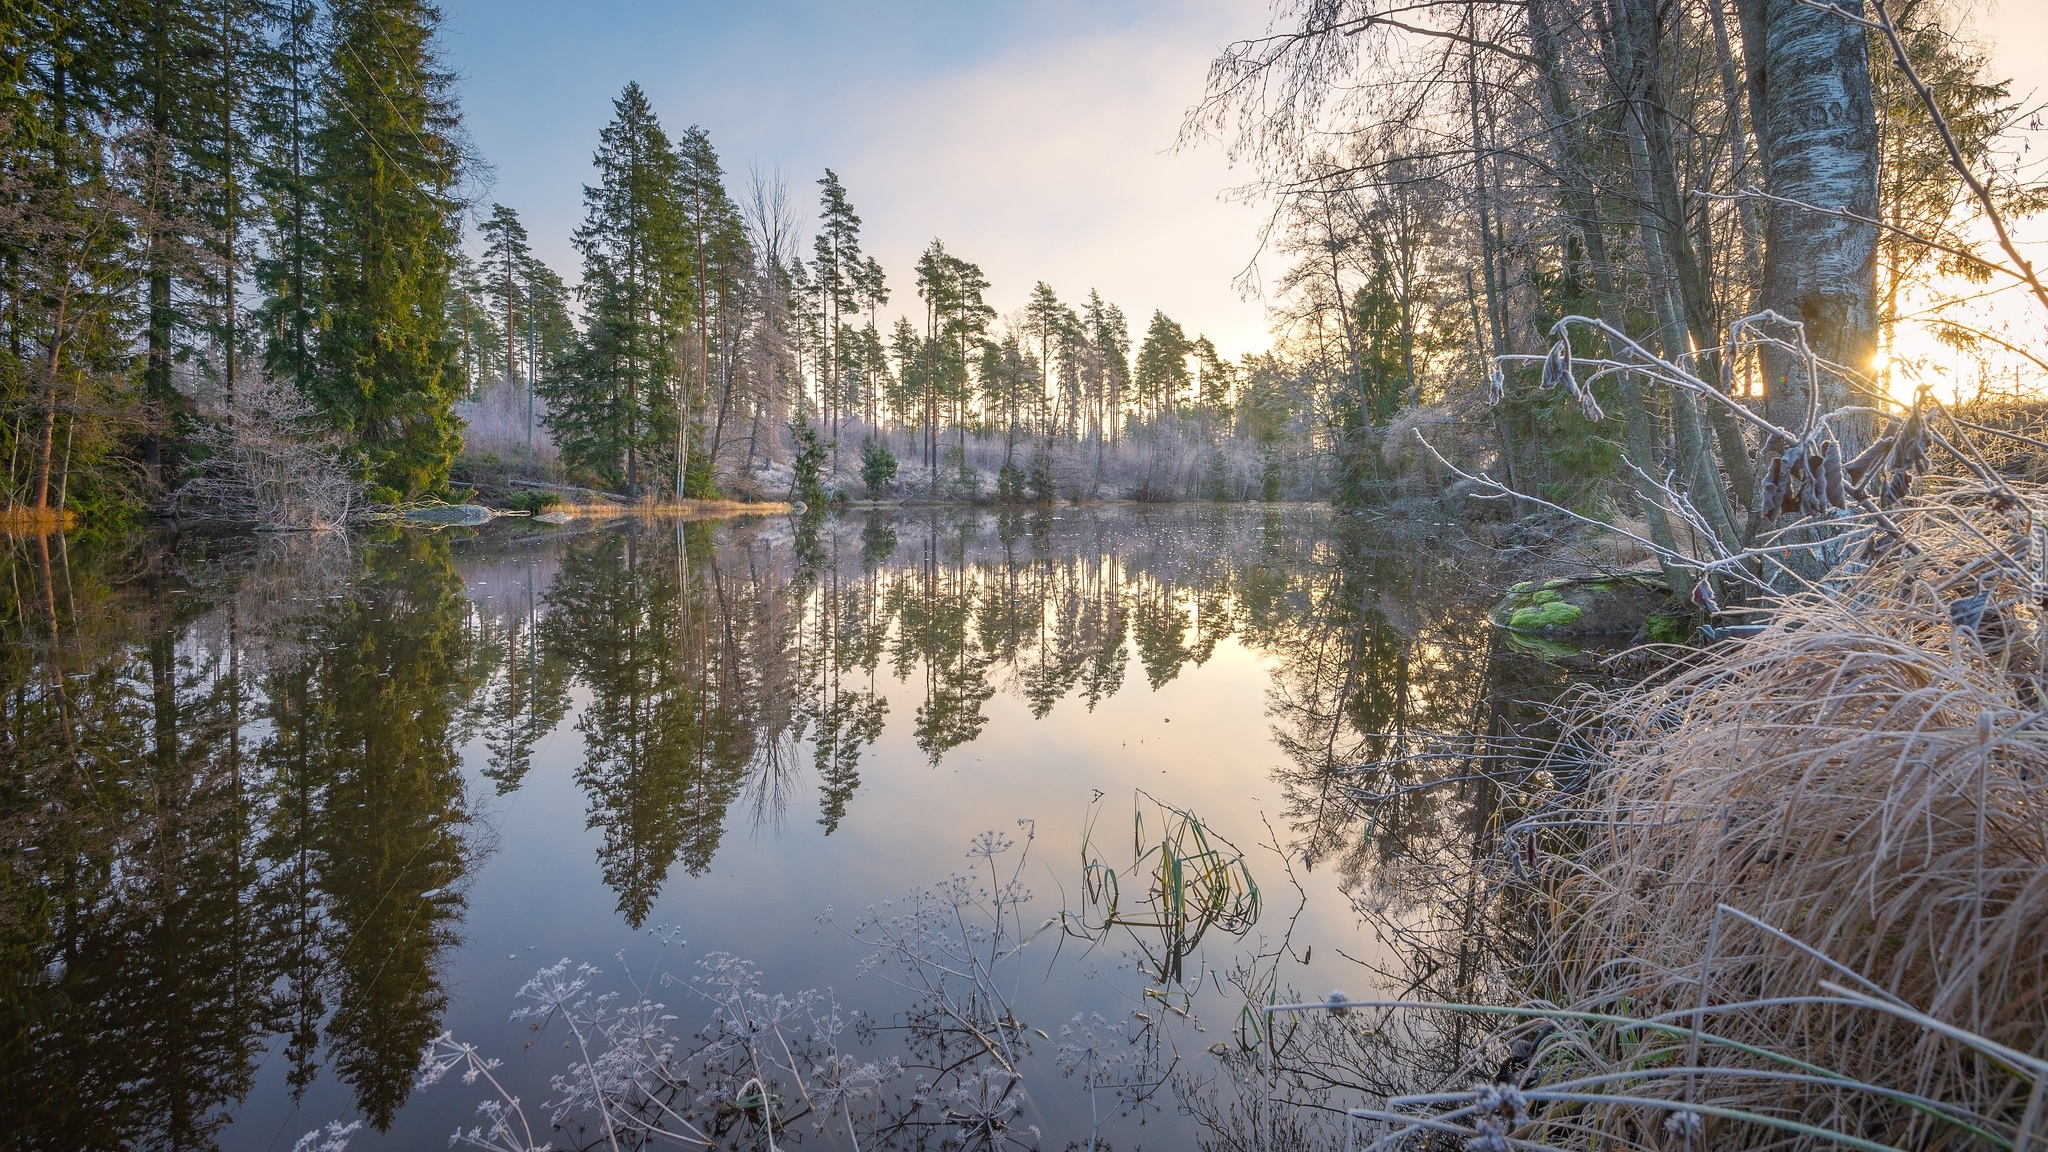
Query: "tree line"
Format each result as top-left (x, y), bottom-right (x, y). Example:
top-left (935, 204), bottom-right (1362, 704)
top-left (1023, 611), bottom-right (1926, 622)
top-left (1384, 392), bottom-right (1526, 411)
top-left (14, 0), bottom-right (2016, 521)
top-left (3, 0), bottom-right (475, 516)
top-left (1, 3), bottom-right (1326, 524)
top-left (484, 84), bottom-right (1304, 503)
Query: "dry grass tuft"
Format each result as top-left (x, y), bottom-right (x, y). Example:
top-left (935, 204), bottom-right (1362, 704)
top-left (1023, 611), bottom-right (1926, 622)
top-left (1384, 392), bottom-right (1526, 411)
top-left (1517, 480), bottom-right (2048, 1148)
top-left (0, 506), bottom-right (78, 534)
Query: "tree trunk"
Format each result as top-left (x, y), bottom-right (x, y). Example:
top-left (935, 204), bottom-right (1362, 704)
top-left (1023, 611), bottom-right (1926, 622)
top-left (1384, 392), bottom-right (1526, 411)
top-left (1527, 0), bottom-right (1686, 581)
top-left (1736, 0), bottom-right (1880, 430)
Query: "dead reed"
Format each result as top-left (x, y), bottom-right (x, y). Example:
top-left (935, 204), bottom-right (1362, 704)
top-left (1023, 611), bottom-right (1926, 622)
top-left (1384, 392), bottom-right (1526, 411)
top-left (0, 506), bottom-right (78, 534)
top-left (1497, 480), bottom-right (2048, 1148)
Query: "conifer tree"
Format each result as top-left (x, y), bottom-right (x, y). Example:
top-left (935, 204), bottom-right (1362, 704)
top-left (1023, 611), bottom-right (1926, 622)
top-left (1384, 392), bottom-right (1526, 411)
top-left (674, 125), bottom-right (745, 497)
top-left (855, 254), bottom-right (888, 425)
top-left (812, 170), bottom-right (864, 453)
top-left (545, 82), bottom-right (688, 493)
top-left (1024, 282), bottom-right (1064, 438)
top-left (478, 203), bottom-right (531, 384)
top-left (254, 0), bottom-right (323, 398)
top-left (1133, 310), bottom-right (1190, 422)
top-left (1081, 291), bottom-right (1130, 448)
top-left (304, 0), bottom-right (468, 500)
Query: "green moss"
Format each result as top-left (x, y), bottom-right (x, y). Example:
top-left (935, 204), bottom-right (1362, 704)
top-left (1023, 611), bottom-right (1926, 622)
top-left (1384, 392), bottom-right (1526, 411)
top-left (1644, 614), bottom-right (1690, 644)
top-left (1509, 581), bottom-right (1537, 594)
top-left (1505, 630), bottom-right (1582, 658)
top-left (1530, 588), bottom-right (1565, 605)
top-left (1509, 601), bottom-right (1584, 630)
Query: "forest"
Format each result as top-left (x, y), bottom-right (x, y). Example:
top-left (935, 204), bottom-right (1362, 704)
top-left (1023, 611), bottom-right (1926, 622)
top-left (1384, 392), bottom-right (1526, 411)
top-left (7, 0), bottom-right (2048, 1148)
top-left (0, 1), bottom-right (1326, 527)
top-left (5, 0), bottom-right (2039, 531)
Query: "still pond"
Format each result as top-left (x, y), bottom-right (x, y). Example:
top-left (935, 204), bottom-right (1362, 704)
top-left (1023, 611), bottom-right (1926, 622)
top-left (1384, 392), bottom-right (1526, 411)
top-left (1, 506), bottom-right (1561, 1150)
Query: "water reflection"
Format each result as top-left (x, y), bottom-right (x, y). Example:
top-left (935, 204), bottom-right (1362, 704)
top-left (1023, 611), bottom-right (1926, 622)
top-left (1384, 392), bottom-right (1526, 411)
top-left (0, 531), bottom-right (485, 1145)
top-left (0, 507), bottom-right (1550, 1148)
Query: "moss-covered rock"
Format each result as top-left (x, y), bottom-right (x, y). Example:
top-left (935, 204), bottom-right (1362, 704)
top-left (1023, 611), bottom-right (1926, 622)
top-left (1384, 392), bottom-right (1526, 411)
top-left (1493, 571), bottom-right (1679, 641)
top-left (1508, 599), bottom-right (1583, 629)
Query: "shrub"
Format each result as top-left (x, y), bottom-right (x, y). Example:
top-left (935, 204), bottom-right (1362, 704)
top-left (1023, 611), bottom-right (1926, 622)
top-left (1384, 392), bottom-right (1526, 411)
top-left (860, 435), bottom-right (897, 495)
top-left (177, 374), bottom-right (363, 528)
top-left (1027, 449), bottom-right (1056, 503)
top-left (499, 489), bottom-right (561, 514)
top-left (789, 414), bottom-right (827, 506)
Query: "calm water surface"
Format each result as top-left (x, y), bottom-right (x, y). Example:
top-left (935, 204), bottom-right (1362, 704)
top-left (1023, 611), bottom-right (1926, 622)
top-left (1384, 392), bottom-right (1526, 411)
top-left (1, 506), bottom-right (1550, 1150)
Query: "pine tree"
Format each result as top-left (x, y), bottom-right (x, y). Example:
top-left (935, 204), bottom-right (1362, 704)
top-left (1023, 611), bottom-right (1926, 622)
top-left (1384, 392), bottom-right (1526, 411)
top-left (303, 0), bottom-right (467, 500)
top-left (478, 203), bottom-right (531, 384)
top-left (855, 254), bottom-right (888, 425)
top-left (1024, 282), bottom-right (1063, 439)
top-left (887, 316), bottom-right (923, 430)
top-left (1192, 334), bottom-right (1232, 414)
top-left (1133, 310), bottom-right (1190, 422)
top-left (812, 169), bottom-right (863, 456)
top-left (673, 125), bottom-right (745, 498)
top-left (1081, 291), bottom-right (1130, 449)
top-left (545, 82), bottom-right (688, 493)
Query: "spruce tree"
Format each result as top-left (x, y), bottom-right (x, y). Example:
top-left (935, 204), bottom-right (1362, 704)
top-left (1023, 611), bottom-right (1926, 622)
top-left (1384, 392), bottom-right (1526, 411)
top-left (544, 82), bottom-right (688, 494)
top-left (253, 0), bottom-right (322, 397)
top-left (304, 0), bottom-right (467, 501)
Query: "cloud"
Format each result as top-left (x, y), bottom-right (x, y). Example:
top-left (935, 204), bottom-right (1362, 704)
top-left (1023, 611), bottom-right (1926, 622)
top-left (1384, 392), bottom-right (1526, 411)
top-left (830, 12), bottom-right (1275, 357)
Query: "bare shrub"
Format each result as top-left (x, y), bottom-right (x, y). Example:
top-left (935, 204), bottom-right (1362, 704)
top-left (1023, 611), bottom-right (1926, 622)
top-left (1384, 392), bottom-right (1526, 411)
top-left (456, 377), bottom-right (557, 466)
top-left (177, 374), bottom-right (359, 529)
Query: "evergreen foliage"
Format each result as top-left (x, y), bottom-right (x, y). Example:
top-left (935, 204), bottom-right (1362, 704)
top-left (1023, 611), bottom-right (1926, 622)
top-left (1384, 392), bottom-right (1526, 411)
top-left (1133, 310), bottom-right (1192, 419)
top-left (789, 413), bottom-right (826, 506)
top-left (6, 0), bottom-right (2018, 520)
top-left (860, 434), bottom-right (897, 495)
top-left (303, 0), bottom-right (467, 501)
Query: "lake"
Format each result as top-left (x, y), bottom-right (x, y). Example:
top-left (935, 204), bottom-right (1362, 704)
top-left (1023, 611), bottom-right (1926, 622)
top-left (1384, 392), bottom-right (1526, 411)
top-left (0, 506), bottom-right (1558, 1150)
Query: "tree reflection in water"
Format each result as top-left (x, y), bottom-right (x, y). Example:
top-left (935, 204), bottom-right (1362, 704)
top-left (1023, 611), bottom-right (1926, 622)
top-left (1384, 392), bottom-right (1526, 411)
top-left (0, 507), bottom-right (1566, 1148)
top-left (0, 529), bottom-right (490, 1145)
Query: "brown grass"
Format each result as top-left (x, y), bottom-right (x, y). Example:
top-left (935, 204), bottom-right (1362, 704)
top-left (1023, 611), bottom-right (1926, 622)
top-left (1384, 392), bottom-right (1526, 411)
top-left (0, 506), bottom-right (79, 534)
top-left (550, 499), bottom-right (792, 520)
top-left (1512, 480), bottom-right (2048, 1148)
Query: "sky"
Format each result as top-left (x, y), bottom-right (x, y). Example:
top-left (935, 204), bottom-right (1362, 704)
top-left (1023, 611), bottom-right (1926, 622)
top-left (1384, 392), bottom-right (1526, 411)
top-left (1908, 0), bottom-right (2048, 400)
top-left (436, 0), bottom-right (2048, 378)
top-left (437, 0), bottom-right (1279, 360)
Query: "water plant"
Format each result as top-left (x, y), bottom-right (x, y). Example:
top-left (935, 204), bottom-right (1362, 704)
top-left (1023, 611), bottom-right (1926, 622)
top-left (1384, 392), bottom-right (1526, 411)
top-left (1249, 473), bottom-right (2048, 1150)
top-left (1064, 791), bottom-right (1261, 988)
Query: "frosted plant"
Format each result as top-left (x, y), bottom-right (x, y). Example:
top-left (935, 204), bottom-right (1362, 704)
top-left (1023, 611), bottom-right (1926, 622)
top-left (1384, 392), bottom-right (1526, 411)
top-left (289, 1121), bottom-right (362, 1152)
top-left (827, 822), bottom-right (1057, 1150)
top-left (344, 830), bottom-right (1120, 1151)
top-left (417, 1032), bottom-right (551, 1151)
top-left (1055, 1010), bottom-right (1174, 1152)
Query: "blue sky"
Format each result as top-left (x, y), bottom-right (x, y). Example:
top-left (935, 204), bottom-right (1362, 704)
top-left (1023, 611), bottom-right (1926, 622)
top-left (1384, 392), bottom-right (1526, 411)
top-left (437, 0), bottom-right (1278, 357)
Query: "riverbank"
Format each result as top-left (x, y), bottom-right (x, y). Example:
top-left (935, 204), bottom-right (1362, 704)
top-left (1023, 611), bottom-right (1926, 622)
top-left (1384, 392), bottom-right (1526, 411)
top-left (541, 498), bottom-right (793, 520)
top-left (1346, 478), bottom-right (2048, 1148)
